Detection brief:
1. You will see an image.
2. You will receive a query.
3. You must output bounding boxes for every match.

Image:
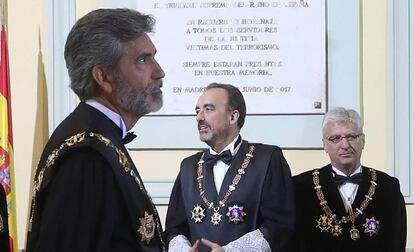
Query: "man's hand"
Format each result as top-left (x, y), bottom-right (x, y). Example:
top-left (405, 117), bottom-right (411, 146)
top-left (189, 239), bottom-right (200, 252)
top-left (200, 238), bottom-right (225, 252)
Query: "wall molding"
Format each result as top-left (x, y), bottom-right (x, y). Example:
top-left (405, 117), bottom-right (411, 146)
top-left (143, 180), bottom-right (174, 205)
top-left (47, 0), bottom-right (77, 134)
top-left (390, 0), bottom-right (413, 203)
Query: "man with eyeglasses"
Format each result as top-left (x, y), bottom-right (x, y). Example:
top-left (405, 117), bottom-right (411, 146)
top-left (290, 107), bottom-right (406, 252)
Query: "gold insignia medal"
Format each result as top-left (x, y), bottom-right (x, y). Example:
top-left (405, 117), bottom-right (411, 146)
top-left (226, 204), bottom-right (246, 224)
top-left (363, 217), bottom-right (380, 236)
top-left (191, 204), bottom-right (206, 223)
top-left (331, 223), bottom-right (343, 236)
top-left (138, 211), bottom-right (155, 244)
top-left (211, 208), bottom-right (222, 225)
top-left (316, 214), bottom-right (333, 232)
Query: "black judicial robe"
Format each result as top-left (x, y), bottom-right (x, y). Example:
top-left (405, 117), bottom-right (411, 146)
top-left (292, 164), bottom-right (406, 252)
top-left (0, 184), bottom-right (10, 252)
top-left (165, 142), bottom-right (295, 252)
top-left (26, 102), bottom-right (165, 252)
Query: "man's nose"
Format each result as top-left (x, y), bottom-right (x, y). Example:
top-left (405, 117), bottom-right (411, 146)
top-left (152, 60), bottom-right (165, 79)
top-left (196, 111), bottom-right (204, 121)
top-left (339, 138), bottom-right (351, 147)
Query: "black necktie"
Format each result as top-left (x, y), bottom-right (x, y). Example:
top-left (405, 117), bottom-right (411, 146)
top-left (333, 173), bottom-right (363, 187)
top-left (204, 149), bottom-right (232, 168)
top-left (122, 132), bottom-right (137, 144)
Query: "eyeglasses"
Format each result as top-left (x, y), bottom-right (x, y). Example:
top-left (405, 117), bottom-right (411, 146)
top-left (325, 134), bottom-right (361, 144)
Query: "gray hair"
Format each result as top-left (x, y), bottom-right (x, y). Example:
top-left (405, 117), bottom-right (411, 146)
top-left (64, 8), bottom-right (155, 101)
top-left (322, 107), bottom-right (363, 138)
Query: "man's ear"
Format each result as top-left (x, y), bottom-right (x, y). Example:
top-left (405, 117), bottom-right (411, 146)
top-left (230, 110), bottom-right (240, 126)
top-left (323, 141), bottom-right (328, 153)
top-left (92, 65), bottom-right (115, 94)
top-left (361, 133), bottom-right (366, 149)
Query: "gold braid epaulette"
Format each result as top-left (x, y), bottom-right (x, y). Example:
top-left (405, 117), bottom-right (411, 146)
top-left (28, 132), bottom-right (166, 251)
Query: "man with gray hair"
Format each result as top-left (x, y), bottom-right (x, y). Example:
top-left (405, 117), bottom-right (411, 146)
top-left (26, 8), bottom-right (166, 251)
top-left (291, 107), bottom-right (406, 251)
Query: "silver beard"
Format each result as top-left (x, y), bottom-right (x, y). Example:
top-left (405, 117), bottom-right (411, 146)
top-left (115, 78), bottom-right (163, 116)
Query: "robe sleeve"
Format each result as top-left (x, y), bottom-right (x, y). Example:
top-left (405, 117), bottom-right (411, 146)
top-left (388, 178), bottom-right (407, 252)
top-left (165, 171), bottom-right (192, 247)
top-left (258, 148), bottom-right (295, 251)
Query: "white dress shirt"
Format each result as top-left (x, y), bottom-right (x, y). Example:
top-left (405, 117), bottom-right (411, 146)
top-left (208, 136), bottom-right (241, 193)
top-left (332, 166), bottom-right (362, 210)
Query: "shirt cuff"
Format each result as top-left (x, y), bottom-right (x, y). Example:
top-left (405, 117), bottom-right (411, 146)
top-left (168, 234), bottom-right (192, 252)
top-left (223, 229), bottom-right (271, 252)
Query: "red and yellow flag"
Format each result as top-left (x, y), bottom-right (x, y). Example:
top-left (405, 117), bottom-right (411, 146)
top-left (0, 24), bottom-right (17, 252)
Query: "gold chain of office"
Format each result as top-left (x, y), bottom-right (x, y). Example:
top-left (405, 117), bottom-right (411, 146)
top-left (312, 168), bottom-right (377, 240)
top-left (28, 131), bottom-right (166, 251)
top-left (196, 144), bottom-right (255, 224)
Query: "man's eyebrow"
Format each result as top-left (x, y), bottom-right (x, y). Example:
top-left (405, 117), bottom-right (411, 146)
top-left (195, 104), bottom-right (215, 109)
top-left (136, 52), bottom-right (152, 59)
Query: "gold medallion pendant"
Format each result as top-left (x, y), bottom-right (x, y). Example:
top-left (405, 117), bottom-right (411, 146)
top-left (138, 211), bottom-right (155, 244)
top-left (350, 228), bottom-right (360, 240)
top-left (191, 204), bottom-right (206, 223)
top-left (226, 204), bottom-right (246, 224)
top-left (348, 207), bottom-right (360, 240)
top-left (363, 217), bottom-right (380, 236)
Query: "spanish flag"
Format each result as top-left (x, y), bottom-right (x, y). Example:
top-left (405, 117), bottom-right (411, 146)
top-left (0, 24), bottom-right (17, 252)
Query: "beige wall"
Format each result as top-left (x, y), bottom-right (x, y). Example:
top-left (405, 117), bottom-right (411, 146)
top-left (8, 0), bottom-right (49, 249)
top-left (6, 0), bottom-right (412, 250)
top-left (361, 0), bottom-right (413, 249)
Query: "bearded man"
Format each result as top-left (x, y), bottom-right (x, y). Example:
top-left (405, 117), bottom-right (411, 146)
top-left (26, 8), bottom-right (166, 252)
top-left (165, 83), bottom-right (295, 252)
